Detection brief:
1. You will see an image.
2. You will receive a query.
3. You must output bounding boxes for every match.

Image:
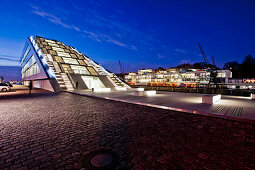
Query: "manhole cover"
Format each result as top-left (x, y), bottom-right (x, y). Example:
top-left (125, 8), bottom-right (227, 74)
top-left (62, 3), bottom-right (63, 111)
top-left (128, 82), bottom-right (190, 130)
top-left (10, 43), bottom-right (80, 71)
top-left (87, 150), bottom-right (119, 169)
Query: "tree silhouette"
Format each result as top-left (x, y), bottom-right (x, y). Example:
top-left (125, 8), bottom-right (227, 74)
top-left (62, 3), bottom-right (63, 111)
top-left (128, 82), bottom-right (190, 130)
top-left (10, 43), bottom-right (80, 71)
top-left (239, 55), bottom-right (255, 78)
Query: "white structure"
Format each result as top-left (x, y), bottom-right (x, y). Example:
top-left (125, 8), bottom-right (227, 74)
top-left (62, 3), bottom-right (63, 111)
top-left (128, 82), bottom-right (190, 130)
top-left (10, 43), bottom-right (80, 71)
top-left (202, 94), bottom-right (221, 104)
top-left (20, 36), bottom-right (130, 92)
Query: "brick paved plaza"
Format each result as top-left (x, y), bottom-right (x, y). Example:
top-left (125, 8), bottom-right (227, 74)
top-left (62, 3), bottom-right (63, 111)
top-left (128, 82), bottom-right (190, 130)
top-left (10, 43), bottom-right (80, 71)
top-left (0, 92), bottom-right (255, 169)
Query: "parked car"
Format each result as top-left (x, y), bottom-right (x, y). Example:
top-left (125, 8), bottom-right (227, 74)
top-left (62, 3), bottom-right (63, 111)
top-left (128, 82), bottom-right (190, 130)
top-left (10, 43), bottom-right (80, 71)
top-left (0, 83), bottom-right (10, 92)
top-left (5, 82), bottom-right (13, 87)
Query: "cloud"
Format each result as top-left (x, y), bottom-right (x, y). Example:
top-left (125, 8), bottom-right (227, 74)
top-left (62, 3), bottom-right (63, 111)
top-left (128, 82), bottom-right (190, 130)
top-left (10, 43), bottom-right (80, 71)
top-left (128, 45), bottom-right (138, 51)
top-left (157, 54), bottom-right (166, 59)
top-left (83, 30), bottom-right (101, 42)
top-left (174, 48), bottom-right (187, 54)
top-left (30, 4), bottom-right (139, 51)
top-left (32, 10), bottom-right (71, 29)
top-left (103, 35), bottom-right (126, 47)
top-left (83, 30), bottom-right (137, 50)
top-left (73, 26), bottom-right (80, 32)
top-left (0, 55), bottom-right (19, 62)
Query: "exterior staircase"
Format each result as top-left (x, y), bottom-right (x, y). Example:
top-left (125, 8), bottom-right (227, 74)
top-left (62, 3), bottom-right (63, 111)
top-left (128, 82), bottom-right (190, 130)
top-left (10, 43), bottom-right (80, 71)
top-left (86, 58), bottom-right (130, 89)
top-left (46, 56), bottom-right (74, 91)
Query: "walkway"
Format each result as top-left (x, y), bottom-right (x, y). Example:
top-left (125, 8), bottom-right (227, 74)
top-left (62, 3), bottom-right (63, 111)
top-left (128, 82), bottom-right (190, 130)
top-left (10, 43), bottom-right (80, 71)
top-left (0, 92), bottom-right (254, 169)
top-left (70, 90), bottom-right (255, 122)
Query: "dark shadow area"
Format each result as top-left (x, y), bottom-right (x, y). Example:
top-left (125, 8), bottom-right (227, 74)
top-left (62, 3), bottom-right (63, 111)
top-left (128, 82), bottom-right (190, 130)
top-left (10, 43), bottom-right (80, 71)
top-left (0, 89), bottom-right (56, 100)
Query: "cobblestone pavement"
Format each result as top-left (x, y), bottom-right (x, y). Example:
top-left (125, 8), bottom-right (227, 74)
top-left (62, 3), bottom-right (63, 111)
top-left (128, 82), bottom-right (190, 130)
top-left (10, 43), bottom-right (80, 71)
top-left (0, 92), bottom-right (254, 169)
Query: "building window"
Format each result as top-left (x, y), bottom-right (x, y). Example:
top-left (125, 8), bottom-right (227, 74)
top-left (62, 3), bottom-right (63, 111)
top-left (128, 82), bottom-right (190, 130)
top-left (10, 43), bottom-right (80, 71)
top-left (87, 67), bottom-right (98, 75)
top-left (70, 65), bottom-right (91, 75)
top-left (62, 57), bottom-right (79, 65)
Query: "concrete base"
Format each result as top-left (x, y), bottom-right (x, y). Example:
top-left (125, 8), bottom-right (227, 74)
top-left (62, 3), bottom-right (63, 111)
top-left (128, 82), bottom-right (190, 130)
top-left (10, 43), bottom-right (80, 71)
top-left (92, 88), bottom-right (111, 92)
top-left (144, 90), bottom-right (156, 96)
top-left (115, 87), bottom-right (127, 91)
top-left (202, 94), bottom-right (221, 104)
top-left (132, 88), bottom-right (144, 91)
top-left (133, 91), bottom-right (145, 96)
top-left (251, 93), bottom-right (255, 100)
top-left (133, 90), bottom-right (156, 96)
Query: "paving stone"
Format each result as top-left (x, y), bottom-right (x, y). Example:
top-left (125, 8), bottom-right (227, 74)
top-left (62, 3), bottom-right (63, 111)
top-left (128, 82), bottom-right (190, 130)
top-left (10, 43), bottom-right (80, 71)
top-left (0, 92), bottom-right (254, 169)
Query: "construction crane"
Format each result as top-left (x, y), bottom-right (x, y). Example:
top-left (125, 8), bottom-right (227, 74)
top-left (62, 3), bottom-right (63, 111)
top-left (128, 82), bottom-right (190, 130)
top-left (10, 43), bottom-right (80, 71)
top-left (197, 43), bottom-right (218, 87)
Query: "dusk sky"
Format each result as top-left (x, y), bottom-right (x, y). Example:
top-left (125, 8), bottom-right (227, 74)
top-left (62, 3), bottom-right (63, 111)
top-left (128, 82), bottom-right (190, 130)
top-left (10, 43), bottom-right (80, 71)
top-left (0, 0), bottom-right (255, 73)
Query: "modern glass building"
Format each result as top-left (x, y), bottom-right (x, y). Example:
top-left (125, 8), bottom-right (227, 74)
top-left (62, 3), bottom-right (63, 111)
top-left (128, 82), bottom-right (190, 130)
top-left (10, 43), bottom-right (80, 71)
top-left (20, 35), bottom-right (130, 92)
top-left (125, 68), bottom-right (232, 87)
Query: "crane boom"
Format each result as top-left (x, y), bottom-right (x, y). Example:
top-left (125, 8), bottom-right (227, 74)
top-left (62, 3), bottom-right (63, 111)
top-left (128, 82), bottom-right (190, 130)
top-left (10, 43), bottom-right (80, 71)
top-left (198, 43), bottom-right (209, 67)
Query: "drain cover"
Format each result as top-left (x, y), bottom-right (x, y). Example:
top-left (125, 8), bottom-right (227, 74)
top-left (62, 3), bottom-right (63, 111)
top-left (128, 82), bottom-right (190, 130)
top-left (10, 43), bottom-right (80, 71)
top-left (91, 153), bottom-right (113, 167)
top-left (87, 150), bottom-right (119, 169)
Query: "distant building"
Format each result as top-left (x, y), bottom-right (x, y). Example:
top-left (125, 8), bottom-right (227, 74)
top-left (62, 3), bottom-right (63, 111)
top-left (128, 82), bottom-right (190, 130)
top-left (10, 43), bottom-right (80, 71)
top-left (227, 78), bottom-right (255, 89)
top-left (20, 35), bottom-right (130, 92)
top-left (125, 68), bottom-right (232, 87)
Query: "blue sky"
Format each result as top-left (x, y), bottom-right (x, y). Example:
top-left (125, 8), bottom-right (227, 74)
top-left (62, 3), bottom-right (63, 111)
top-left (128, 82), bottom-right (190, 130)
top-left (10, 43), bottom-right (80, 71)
top-left (0, 0), bottom-right (255, 73)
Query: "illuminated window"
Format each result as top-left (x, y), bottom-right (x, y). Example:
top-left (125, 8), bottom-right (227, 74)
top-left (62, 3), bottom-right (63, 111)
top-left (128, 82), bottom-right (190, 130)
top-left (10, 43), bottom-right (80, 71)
top-left (42, 48), bottom-right (48, 54)
top-left (70, 65), bottom-right (90, 74)
top-left (59, 45), bottom-right (65, 48)
top-left (78, 55), bottom-right (84, 59)
top-left (64, 49), bottom-right (70, 53)
top-left (54, 56), bottom-right (64, 63)
top-left (48, 43), bottom-right (59, 47)
top-left (45, 39), bottom-right (56, 44)
top-left (62, 57), bottom-right (79, 65)
top-left (52, 47), bottom-right (65, 52)
top-left (42, 42), bottom-right (48, 46)
top-left (46, 46), bottom-right (52, 50)
top-left (87, 67), bottom-right (98, 75)
top-left (70, 54), bottom-right (78, 58)
top-left (56, 51), bottom-right (71, 57)
top-left (49, 50), bottom-right (57, 55)
top-left (61, 64), bottom-right (72, 73)
top-left (78, 59), bottom-right (86, 66)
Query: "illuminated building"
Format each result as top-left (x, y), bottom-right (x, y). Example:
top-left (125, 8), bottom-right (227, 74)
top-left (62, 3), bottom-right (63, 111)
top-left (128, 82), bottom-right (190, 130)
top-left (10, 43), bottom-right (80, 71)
top-left (20, 35), bottom-right (130, 92)
top-left (125, 68), bottom-right (232, 87)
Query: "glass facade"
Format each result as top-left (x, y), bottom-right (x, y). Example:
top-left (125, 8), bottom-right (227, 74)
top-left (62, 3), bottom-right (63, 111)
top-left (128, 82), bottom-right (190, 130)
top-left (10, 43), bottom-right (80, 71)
top-left (21, 55), bottom-right (40, 78)
top-left (125, 68), bottom-right (232, 86)
top-left (20, 35), bottom-right (130, 92)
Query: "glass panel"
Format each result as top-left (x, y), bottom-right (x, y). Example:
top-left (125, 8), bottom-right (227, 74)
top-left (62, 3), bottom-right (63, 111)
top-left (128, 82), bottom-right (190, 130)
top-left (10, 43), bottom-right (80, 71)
top-left (61, 64), bottom-right (72, 73)
top-left (46, 45), bottom-right (52, 50)
top-left (70, 65), bottom-right (90, 74)
top-left (56, 51), bottom-right (71, 57)
top-left (64, 49), bottom-right (70, 53)
top-left (42, 48), bottom-right (48, 54)
top-left (87, 67), bottom-right (98, 75)
top-left (54, 56), bottom-right (64, 63)
top-left (78, 59), bottom-right (86, 66)
top-left (59, 45), bottom-right (65, 48)
top-left (62, 57), bottom-right (79, 65)
top-left (49, 50), bottom-right (57, 55)
top-left (77, 55), bottom-right (84, 59)
top-left (81, 76), bottom-right (105, 89)
top-left (48, 43), bottom-right (59, 47)
top-left (70, 54), bottom-right (77, 58)
top-left (45, 39), bottom-right (56, 43)
top-left (52, 47), bottom-right (64, 52)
